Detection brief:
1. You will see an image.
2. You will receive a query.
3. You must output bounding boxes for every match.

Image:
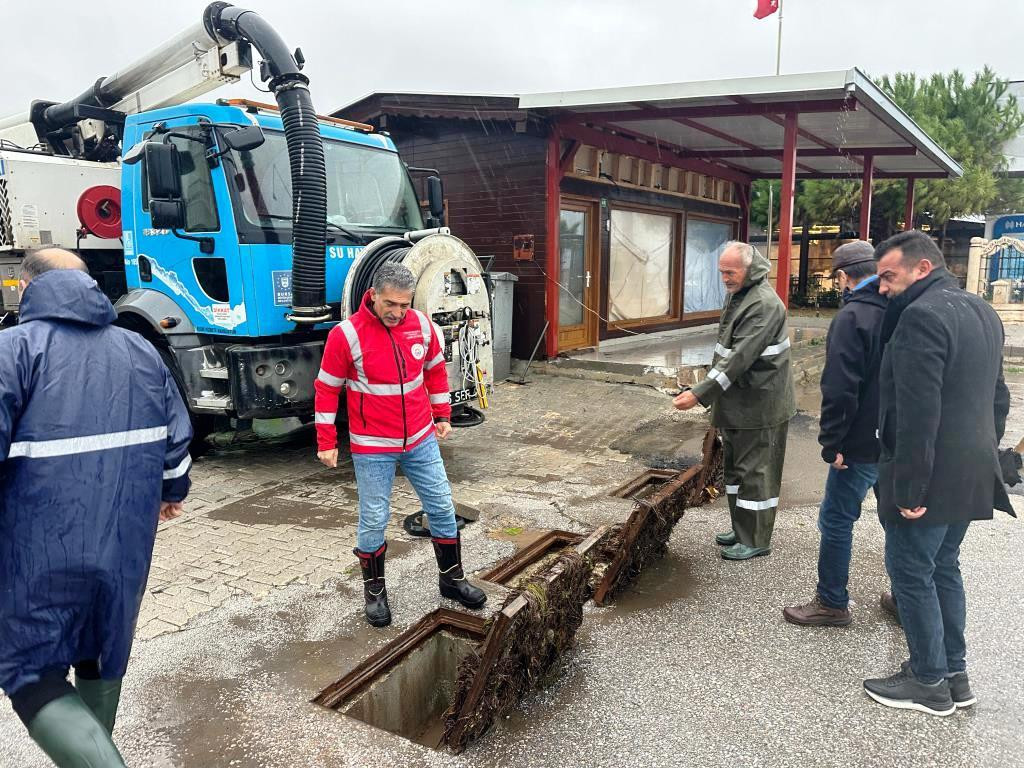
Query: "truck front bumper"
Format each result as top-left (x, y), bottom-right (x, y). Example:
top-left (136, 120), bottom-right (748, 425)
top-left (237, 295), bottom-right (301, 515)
top-left (227, 341), bottom-right (325, 419)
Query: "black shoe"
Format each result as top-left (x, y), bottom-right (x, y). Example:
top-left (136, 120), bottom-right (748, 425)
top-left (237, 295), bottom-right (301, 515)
top-left (864, 667), bottom-right (955, 716)
top-left (948, 672), bottom-right (976, 708)
top-left (899, 661), bottom-right (976, 709)
top-left (354, 543), bottom-right (392, 627)
top-left (432, 534), bottom-right (487, 609)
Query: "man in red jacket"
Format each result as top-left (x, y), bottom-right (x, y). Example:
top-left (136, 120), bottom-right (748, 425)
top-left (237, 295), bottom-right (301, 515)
top-left (314, 263), bottom-right (486, 627)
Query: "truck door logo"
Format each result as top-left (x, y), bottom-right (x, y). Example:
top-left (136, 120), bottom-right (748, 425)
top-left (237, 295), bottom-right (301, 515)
top-left (272, 270), bottom-right (291, 306)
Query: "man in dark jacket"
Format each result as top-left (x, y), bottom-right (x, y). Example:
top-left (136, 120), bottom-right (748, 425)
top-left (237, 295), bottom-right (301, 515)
top-left (674, 242), bottom-right (795, 560)
top-left (0, 250), bottom-right (192, 765)
top-left (784, 241), bottom-right (886, 626)
top-left (862, 230), bottom-right (1015, 717)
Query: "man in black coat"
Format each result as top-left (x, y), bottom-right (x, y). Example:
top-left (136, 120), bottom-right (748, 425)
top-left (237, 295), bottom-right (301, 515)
top-left (863, 230), bottom-right (1015, 717)
top-left (784, 241), bottom-right (886, 627)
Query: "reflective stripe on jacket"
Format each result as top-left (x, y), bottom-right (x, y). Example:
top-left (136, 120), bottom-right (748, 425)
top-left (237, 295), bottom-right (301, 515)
top-left (691, 247), bottom-right (796, 429)
top-left (314, 290), bottom-right (451, 454)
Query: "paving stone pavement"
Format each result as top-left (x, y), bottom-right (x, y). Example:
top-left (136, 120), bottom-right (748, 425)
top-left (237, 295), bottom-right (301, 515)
top-left (135, 377), bottom-right (683, 641)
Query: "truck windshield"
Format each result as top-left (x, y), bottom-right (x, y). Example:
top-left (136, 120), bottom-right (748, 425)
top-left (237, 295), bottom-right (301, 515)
top-left (226, 131), bottom-right (424, 238)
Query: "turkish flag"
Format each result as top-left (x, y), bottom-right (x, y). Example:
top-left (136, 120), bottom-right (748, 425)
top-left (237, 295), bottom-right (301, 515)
top-left (754, 0), bottom-right (779, 19)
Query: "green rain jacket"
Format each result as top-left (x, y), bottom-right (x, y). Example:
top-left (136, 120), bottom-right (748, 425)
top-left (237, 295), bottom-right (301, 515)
top-left (691, 248), bottom-right (796, 429)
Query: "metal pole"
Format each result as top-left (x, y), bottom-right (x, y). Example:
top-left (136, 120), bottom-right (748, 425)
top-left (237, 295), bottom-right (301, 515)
top-left (518, 320), bottom-right (550, 385)
top-left (766, 184), bottom-right (774, 266)
top-left (776, 111), bottom-right (799, 307)
top-left (776, 0), bottom-right (784, 75)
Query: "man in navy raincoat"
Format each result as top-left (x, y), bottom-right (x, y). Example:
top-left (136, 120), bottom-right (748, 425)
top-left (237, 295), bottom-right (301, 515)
top-left (0, 249), bottom-right (192, 766)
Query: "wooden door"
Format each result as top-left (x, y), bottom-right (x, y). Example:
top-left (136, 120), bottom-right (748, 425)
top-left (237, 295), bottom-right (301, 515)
top-left (556, 199), bottom-right (599, 351)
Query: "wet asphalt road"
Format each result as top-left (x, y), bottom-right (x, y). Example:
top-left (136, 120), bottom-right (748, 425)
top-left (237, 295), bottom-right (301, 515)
top-left (0, 376), bottom-right (1022, 768)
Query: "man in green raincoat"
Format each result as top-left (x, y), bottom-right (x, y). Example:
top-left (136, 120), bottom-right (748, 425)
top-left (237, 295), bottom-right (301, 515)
top-left (674, 242), bottom-right (795, 560)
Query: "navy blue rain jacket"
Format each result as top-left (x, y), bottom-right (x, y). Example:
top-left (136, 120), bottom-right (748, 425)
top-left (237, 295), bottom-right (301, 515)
top-left (0, 270), bottom-right (192, 695)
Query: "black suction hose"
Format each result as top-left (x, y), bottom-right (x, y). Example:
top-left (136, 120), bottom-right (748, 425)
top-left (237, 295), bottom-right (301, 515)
top-left (209, 3), bottom-right (330, 322)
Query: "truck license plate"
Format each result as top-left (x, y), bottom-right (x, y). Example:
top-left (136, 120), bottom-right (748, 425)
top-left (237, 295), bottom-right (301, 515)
top-left (451, 387), bottom-right (477, 405)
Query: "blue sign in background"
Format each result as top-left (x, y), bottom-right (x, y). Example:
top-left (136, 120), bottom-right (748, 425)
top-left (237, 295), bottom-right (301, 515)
top-left (272, 270), bottom-right (292, 307)
top-left (993, 215), bottom-right (1024, 239)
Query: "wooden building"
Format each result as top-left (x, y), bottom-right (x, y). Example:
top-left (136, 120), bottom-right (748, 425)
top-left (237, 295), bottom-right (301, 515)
top-left (335, 71), bottom-right (961, 359)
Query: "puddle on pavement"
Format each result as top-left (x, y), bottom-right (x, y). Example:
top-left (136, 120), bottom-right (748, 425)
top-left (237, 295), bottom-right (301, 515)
top-left (609, 554), bottom-right (700, 611)
top-left (156, 610), bottom-right (412, 766)
top-left (208, 483), bottom-right (360, 528)
top-left (609, 417), bottom-right (708, 469)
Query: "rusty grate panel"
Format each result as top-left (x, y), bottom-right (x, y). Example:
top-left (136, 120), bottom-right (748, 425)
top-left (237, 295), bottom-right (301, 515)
top-left (479, 529), bottom-right (585, 585)
top-left (593, 428), bottom-right (723, 606)
top-left (443, 527), bottom-right (608, 752)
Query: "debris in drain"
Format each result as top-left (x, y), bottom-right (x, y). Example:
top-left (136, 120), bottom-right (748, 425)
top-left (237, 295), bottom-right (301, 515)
top-left (443, 527), bottom-right (608, 752)
top-left (593, 428), bottom-right (724, 606)
top-left (312, 429), bottom-right (722, 753)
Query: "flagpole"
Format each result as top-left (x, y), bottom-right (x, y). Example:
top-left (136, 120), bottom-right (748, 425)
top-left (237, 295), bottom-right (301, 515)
top-left (775, 0), bottom-right (784, 75)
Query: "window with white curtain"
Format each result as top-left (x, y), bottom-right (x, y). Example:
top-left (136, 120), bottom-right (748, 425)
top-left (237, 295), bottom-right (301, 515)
top-left (608, 209), bottom-right (675, 322)
top-left (684, 217), bottom-right (733, 313)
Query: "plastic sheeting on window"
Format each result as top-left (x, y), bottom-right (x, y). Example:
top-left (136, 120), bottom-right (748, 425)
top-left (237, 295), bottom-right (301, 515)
top-left (608, 210), bottom-right (673, 321)
top-left (684, 218), bottom-right (731, 313)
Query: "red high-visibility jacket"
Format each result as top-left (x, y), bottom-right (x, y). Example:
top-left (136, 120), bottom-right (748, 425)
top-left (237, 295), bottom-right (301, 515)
top-left (314, 290), bottom-right (451, 454)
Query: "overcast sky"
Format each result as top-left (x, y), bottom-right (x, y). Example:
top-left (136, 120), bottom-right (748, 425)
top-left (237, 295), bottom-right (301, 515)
top-left (1, 0), bottom-right (1019, 121)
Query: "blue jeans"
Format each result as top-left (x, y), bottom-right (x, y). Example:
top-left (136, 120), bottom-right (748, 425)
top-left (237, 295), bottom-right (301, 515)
top-left (352, 435), bottom-right (458, 552)
top-left (883, 520), bottom-right (971, 683)
top-left (816, 462), bottom-right (878, 609)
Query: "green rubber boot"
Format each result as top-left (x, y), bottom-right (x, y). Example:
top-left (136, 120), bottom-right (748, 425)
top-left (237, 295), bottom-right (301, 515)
top-left (715, 530), bottom-right (737, 546)
top-left (27, 693), bottom-right (126, 767)
top-left (74, 676), bottom-right (123, 734)
top-left (721, 543), bottom-right (771, 560)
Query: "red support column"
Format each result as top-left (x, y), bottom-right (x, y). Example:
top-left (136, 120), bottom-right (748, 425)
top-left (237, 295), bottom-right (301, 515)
top-left (903, 177), bottom-right (916, 231)
top-left (859, 153), bottom-right (875, 241)
top-left (738, 184), bottom-right (751, 242)
top-left (775, 112), bottom-right (799, 307)
top-left (544, 126), bottom-right (562, 359)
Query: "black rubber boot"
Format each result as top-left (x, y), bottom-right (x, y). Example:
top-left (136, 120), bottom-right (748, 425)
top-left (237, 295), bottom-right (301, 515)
top-left (354, 543), bottom-right (392, 627)
top-left (432, 534), bottom-right (487, 609)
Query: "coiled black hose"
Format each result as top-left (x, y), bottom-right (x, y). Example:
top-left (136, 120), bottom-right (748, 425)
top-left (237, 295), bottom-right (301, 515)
top-left (347, 244), bottom-right (411, 315)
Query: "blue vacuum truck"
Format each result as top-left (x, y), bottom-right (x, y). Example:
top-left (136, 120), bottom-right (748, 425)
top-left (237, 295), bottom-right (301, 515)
top-left (0, 3), bottom-right (494, 445)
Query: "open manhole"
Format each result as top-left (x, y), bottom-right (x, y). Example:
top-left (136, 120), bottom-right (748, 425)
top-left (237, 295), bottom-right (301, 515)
top-left (313, 609), bottom-right (488, 749)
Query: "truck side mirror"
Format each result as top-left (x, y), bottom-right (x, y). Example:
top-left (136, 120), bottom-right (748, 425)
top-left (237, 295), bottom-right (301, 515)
top-left (146, 142), bottom-right (183, 199)
top-left (221, 124), bottom-right (265, 153)
top-left (150, 200), bottom-right (186, 230)
top-left (427, 175), bottom-right (445, 226)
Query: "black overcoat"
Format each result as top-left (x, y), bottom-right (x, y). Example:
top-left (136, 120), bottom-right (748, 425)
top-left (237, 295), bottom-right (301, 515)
top-left (877, 269), bottom-right (1015, 525)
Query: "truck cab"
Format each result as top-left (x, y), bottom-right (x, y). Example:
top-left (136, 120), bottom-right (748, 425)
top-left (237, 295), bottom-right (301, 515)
top-left (117, 101), bottom-right (426, 426)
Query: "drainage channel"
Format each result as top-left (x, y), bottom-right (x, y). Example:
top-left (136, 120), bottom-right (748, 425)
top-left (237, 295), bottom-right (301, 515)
top-left (313, 428), bottom-right (724, 754)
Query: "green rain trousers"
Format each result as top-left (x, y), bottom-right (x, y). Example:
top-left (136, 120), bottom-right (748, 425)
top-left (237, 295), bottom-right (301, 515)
top-left (722, 423), bottom-right (789, 548)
